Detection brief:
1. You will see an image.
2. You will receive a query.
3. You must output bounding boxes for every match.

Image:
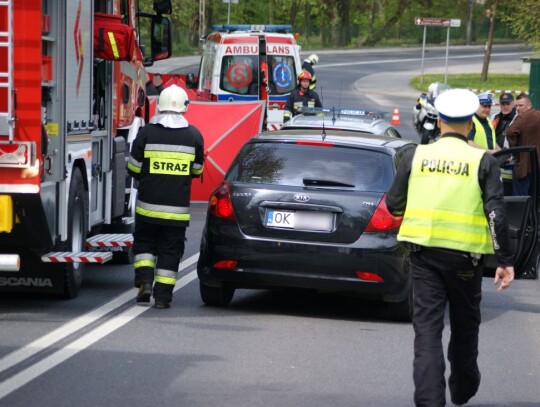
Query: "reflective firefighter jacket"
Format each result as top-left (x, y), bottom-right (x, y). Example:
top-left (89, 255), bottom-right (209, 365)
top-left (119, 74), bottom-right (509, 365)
top-left (397, 136), bottom-right (494, 254)
top-left (283, 87), bottom-right (322, 120)
top-left (127, 122), bottom-right (204, 227)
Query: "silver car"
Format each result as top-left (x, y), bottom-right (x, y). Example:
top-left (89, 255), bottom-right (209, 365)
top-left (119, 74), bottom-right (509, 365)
top-left (281, 107), bottom-right (403, 138)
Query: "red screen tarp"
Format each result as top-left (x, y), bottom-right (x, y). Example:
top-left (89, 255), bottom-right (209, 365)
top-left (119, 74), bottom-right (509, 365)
top-left (184, 101), bottom-right (265, 202)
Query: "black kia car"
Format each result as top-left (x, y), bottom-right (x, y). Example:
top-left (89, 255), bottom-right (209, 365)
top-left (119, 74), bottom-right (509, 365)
top-left (196, 129), bottom-right (417, 321)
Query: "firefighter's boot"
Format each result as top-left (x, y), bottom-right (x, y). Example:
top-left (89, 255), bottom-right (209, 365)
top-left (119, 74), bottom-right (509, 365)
top-left (154, 300), bottom-right (171, 309)
top-left (153, 281), bottom-right (173, 309)
top-left (136, 282), bottom-right (152, 303)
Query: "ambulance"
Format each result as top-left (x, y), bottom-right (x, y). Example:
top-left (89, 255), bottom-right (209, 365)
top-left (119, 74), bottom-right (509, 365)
top-left (190, 24), bottom-right (303, 130)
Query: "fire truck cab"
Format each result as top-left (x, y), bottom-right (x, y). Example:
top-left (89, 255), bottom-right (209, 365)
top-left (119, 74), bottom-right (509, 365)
top-left (191, 24), bottom-right (302, 130)
top-left (0, 0), bottom-right (172, 297)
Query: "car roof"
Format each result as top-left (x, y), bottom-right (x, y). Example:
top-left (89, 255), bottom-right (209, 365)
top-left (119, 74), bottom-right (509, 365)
top-left (253, 129), bottom-right (415, 152)
top-left (281, 108), bottom-right (399, 136)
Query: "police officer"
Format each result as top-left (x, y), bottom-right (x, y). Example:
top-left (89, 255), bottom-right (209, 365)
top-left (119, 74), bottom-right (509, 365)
top-left (283, 71), bottom-right (322, 122)
top-left (468, 92), bottom-right (499, 154)
top-left (127, 85), bottom-right (204, 309)
top-left (386, 89), bottom-right (514, 407)
top-left (301, 53), bottom-right (319, 91)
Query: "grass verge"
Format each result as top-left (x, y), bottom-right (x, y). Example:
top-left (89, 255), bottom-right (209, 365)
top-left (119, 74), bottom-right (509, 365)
top-left (410, 73), bottom-right (529, 96)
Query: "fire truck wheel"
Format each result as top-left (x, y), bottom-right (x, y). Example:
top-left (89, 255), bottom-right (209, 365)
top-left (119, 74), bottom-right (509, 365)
top-left (62, 167), bottom-right (88, 299)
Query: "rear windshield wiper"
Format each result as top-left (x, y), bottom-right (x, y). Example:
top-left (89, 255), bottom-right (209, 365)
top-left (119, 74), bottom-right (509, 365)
top-left (303, 178), bottom-right (355, 188)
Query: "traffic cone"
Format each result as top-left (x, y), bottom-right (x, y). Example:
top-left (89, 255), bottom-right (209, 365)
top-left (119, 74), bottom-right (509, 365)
top-left (390, 106), bottom-right (401, 125)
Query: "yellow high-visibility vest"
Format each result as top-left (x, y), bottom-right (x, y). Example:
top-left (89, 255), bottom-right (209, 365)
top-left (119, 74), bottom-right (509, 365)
top-left (472, 116), bottom-right (496, 150)
top-left (398, 137), bottom-right (494, 254)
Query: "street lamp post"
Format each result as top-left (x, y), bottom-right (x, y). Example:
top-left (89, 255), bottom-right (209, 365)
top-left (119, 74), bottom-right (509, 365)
top-left (223, 0), bottom-right (238, 25)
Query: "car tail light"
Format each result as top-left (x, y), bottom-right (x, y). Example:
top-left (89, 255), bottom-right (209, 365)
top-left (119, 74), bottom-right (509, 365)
top-left (356, 271), bottom-right (384, 282)
top-left (295, 141), bottom-right (335, 147)
top-left (214, 260), bottom-right (238, 269)
top-left (209, 182), bottom-right (236, 220)
top-left (365, 193), bottom-right (402, 232)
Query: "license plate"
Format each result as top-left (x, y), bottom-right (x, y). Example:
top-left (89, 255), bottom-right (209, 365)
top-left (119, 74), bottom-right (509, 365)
top-left (266, 210), bottom-right (333, 231)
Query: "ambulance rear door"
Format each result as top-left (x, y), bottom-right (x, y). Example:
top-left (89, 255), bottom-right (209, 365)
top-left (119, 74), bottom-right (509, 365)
top-left (215, 35), bottom-right (260, 102)
top-left (265, 39), bottom-right (299, 110)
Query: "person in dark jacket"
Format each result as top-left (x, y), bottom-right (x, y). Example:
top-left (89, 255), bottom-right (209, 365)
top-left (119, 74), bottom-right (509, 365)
top-left (491, 92), bottom-right (517, 148)
top-left (145, 73), bottom-right (164, 96)
top-left (283, 70), bottom-right (322, 122)
top-left (301, 54), bottom-right (319, 91)
top-left (505, 93), bottom-right (540, 195)
top-left (386, 88), bottom-right (514, 407)
top-left (127, 85), bottom-right (204, 309)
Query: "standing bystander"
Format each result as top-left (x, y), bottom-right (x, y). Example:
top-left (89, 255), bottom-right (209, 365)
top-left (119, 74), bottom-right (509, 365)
top-left (491, 92), bottom-right (517, 148)
top-left (386, 88), bottom-right (514, 407)
top-left (127, 85), bottom-right (204, 309)
top-left (505, 93), bottom-right (540, 195)
top-left (145, 73), bottom-right (164, 96)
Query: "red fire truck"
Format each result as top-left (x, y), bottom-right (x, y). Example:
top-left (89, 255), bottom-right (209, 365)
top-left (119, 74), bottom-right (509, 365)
top-left (0, 0), bottom-right (172, 297)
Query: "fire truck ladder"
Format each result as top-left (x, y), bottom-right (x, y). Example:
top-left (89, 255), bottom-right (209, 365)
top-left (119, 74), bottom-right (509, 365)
top-left (0, 0), bottom-right (14, 141)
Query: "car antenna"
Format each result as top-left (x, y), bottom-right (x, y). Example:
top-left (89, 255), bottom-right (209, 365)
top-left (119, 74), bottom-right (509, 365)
top-left (321, 86), bottom-right (327, 141)
top-left (337, 80), bottom-right (342, 121)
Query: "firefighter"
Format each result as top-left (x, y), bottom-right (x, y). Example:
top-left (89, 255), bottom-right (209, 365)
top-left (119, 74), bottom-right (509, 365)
top-left (301, 54), bottom-right (319, 91)
top-left (127, 85), bottom-right (204, 309)
top-left (386, 89), bottom-right (514, 406)
top-left (283, 70), bottom-right (322, 122)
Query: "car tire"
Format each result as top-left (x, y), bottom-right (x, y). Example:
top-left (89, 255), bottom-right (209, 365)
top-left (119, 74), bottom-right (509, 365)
top-left (386, 288), bottom-right (413, 322)
top-left (199, 281), bottom-right (235, 306)
top-left (62, 167), bottom-right (87, 299)
top-left (420, 128), bottom-right (432, 145)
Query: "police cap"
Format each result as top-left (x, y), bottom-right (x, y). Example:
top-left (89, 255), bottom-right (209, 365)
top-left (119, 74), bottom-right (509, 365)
top-left (478, 92), bottom-right (493, 106)
top-left (434, 89), bottom-right (479, 123)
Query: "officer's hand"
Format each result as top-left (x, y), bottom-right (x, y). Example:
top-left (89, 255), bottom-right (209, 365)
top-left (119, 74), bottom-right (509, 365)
top-left (494, 266), bottom-right (514, 292)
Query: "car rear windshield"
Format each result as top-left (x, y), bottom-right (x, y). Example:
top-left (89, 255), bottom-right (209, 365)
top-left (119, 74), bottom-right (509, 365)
top-left (226, 142), bottom-right (394, 192)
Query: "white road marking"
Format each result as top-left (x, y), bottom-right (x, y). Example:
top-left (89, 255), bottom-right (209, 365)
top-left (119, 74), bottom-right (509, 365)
top-left (0, 253), bottom-right (199, 400)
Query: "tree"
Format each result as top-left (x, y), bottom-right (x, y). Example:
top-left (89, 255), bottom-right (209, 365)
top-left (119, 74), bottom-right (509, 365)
top-left (500, 0), bottom-right (540, 53)
top-left (481, 0), bottom-right (498, 82)
top-left (362, 0), bottom-right (412, 46)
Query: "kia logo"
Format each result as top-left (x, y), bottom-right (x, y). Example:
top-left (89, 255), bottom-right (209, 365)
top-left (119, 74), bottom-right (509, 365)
top-left (294, 194), bottom-right (310, 202)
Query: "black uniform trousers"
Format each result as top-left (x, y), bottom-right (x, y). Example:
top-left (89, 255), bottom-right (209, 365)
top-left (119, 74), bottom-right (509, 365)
top-left (411, 247), bottom-right (483, 407)
top-left (132, 218), bottom-right (186, 302)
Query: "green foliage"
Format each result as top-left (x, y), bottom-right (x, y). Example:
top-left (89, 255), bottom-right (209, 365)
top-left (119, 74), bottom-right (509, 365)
top-left (500, 0), bottom-right (540, 53)
top-left (137, 0), bottom-right (526, 54)
top-left (410, 73), bottom-right (530, 95)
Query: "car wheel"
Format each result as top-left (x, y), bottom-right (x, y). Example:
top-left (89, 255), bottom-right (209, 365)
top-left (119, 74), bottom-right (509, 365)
top-left (386, 288), bottom-right (413, 322)
top-left (420, 129), bottom-right (432, 145)
top-left (199, 281), bottom-right (235, 306)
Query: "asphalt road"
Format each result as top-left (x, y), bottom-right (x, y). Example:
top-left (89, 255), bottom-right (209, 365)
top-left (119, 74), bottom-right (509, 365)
top-left (1, 44), bottom-right (539, 407)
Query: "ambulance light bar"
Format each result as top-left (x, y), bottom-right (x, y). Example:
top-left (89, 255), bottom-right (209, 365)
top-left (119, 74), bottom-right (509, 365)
top-left (211, 24), bottom-right (293, 34)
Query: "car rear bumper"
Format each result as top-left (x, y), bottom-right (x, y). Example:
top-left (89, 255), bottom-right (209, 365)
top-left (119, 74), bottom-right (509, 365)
top-left (198, 236), bottom-right (411, 303)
